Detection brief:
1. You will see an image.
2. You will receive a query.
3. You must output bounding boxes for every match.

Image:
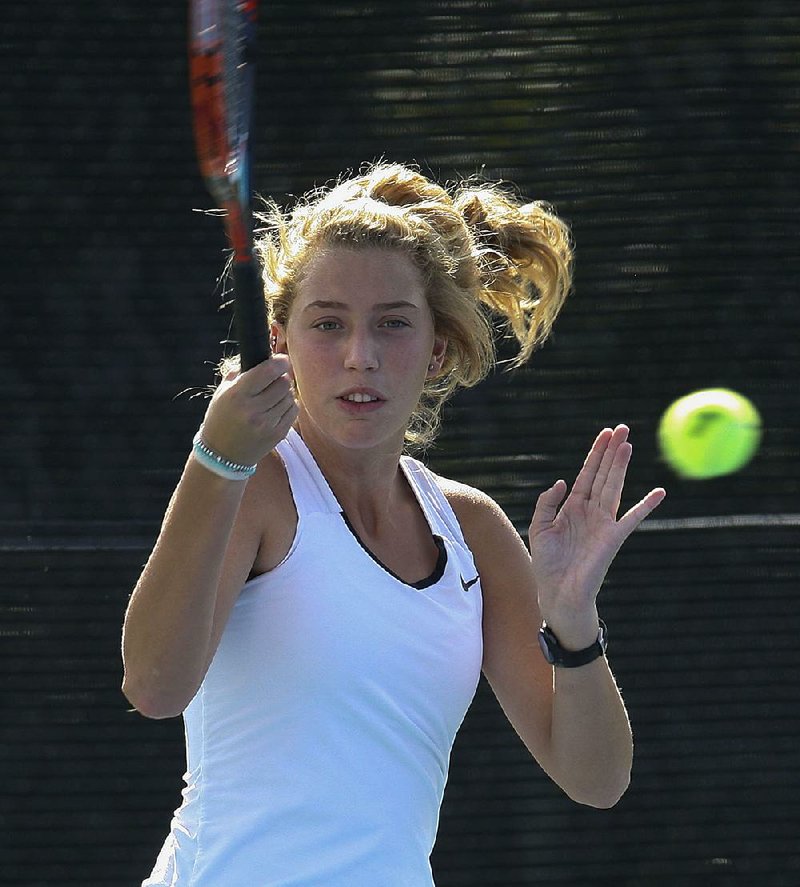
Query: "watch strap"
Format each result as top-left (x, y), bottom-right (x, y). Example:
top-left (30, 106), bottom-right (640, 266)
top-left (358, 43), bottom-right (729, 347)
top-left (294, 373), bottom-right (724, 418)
top-left (538, 619), bottom-right (608, 668)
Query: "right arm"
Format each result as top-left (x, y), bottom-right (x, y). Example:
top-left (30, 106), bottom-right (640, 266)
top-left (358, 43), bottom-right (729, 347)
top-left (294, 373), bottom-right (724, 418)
top-left (121, 356), bottom-right (297, 719)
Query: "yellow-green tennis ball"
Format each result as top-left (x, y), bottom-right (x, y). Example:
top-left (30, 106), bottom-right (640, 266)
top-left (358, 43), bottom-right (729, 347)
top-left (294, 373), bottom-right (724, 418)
top-left (657, 388), bottom-right (761, 479)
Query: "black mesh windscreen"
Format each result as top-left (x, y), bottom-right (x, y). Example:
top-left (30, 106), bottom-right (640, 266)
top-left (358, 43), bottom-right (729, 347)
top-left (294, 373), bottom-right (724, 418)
top-left (2, 1), bottom-right (799, 884)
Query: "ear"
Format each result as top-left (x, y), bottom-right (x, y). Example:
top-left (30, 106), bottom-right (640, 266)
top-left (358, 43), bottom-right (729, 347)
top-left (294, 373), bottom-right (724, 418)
top-left (427, 335), bottom-right (448, 376)
top-left (270, 322), bottom-right (288, 355)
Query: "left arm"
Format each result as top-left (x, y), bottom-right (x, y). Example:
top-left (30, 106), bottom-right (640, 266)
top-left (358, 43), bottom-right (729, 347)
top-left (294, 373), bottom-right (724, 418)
top-left (446, 424), bottom-right (665, 808)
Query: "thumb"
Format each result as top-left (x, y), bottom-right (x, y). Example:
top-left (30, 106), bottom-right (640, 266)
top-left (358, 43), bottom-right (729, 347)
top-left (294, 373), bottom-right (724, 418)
top-left (617, 487), bottom-right (667, 539)
top-left (529, 479), bottom-right (567, 536)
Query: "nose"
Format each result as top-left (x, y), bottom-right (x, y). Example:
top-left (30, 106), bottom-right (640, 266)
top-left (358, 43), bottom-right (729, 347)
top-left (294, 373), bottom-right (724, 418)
top-left (344, 328), bottom-right (379, 372)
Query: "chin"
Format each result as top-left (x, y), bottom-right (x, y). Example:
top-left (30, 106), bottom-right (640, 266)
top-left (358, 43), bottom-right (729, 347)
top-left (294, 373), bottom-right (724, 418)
top-left (299, 411), bottom-right (407, 454)
top-left (338, 426), bottom-right (406, 452)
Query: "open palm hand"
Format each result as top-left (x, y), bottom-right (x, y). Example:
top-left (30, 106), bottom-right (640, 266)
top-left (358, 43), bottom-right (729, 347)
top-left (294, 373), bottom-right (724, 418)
top-left (529, 425), bottom-right (666, 645)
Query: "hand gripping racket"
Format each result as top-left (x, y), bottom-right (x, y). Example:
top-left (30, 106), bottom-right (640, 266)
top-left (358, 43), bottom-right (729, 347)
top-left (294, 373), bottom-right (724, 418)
top-left (189, 0), bottom-right (269, 369)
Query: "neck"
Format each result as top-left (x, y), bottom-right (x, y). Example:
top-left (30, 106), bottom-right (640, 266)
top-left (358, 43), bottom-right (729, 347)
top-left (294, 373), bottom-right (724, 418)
top-left (294, 417), bottom-right (409, 534)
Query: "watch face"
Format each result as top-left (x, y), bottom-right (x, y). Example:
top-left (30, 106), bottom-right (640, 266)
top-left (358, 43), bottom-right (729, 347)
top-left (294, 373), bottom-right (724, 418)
top-left (538, 627), bottom-right (557, 664)
top-left (597, 621), bottom-right (608, 653)
top-left (538, 622), bottom-right (607, 668)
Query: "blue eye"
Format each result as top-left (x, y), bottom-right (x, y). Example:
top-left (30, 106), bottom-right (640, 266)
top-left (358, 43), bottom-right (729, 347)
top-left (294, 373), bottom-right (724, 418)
top-left (314, 320), bottom-right (341, 331)
top-left (382, 318), bottom-right (410, 329)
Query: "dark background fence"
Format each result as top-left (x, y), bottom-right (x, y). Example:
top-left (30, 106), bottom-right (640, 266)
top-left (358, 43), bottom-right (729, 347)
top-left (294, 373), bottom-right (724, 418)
top-left (3, 1), bottom-right (799, 884)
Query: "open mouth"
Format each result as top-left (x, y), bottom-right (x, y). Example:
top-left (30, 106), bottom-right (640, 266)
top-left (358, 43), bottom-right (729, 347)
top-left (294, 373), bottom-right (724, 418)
top-left (341, 393), bottom-right (381, 403)
top-left (337, 389), bottom-right (385, 411)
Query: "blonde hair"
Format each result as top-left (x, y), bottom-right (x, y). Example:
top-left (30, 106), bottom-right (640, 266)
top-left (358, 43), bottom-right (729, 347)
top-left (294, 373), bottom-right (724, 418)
top-left (250, 161), bottom-right (573, 447)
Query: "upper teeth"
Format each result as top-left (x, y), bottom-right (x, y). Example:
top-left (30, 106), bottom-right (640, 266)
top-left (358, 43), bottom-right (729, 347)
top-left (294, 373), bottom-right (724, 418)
top-left (345, 393), bottom-right (378, 402)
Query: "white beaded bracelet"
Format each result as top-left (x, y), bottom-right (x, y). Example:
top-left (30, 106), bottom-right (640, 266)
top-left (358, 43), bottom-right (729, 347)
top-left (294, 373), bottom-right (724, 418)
top-left (192, 431), bottom-right (257, 481)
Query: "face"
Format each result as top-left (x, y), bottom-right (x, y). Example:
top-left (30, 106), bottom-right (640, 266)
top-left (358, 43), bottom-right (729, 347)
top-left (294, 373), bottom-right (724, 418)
top-left (275, 246), bottom-right (446, 453)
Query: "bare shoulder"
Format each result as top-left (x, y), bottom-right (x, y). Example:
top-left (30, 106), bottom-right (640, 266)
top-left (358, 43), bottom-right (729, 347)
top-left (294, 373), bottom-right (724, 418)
top-left (239, 446), bottom-right (298, 576)
top-left (435, 472), bottom-right (539, 630)
top-left (435, 474), bottom-right (528, 566)
top-left (240, 447), bottom-right (292, 513)
top-left (437, 474), bottom-right (501, 519)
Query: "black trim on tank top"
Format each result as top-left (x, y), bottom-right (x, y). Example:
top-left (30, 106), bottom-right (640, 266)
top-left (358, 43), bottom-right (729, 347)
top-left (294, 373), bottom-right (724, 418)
top-left (340, 512), bottom-right (447, 590)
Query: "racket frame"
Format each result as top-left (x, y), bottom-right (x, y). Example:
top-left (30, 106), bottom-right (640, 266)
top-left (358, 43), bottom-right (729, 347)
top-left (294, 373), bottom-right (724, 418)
top-left (189, 0), bottom-right (269, 369)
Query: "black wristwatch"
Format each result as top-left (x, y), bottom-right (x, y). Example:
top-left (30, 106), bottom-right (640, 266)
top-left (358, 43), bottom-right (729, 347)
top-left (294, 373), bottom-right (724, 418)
top-left (538, 620), bottom-right (608, 668)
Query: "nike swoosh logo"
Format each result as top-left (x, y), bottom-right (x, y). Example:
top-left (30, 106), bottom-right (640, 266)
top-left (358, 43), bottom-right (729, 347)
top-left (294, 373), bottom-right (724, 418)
top-left (460, 575), bottom-right (479, 592)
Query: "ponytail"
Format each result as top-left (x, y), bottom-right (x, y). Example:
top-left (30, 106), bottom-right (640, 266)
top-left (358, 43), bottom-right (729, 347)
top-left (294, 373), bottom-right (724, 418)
top-left (454, 184), bottom-right (573, 367)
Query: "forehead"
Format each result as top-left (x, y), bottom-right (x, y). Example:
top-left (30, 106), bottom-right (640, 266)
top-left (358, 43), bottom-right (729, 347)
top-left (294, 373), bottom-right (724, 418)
top-left (295, 246), bottom-right (427, 307)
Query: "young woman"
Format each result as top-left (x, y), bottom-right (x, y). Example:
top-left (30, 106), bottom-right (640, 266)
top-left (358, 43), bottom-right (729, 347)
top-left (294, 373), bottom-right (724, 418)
top-left (122, 162), bottom-right (665, 886)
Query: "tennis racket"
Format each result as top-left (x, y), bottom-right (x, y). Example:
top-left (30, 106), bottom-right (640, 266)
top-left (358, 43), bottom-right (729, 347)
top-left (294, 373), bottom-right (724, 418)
top-left (189, 0), bottom-right (269, 370)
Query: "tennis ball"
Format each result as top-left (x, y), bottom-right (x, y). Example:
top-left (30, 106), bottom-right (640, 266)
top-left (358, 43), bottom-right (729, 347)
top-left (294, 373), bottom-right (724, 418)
top-left (657, 388), bottom-right (761, 479)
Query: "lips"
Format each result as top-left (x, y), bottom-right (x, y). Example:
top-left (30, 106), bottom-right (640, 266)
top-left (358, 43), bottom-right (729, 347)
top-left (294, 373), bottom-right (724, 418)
top-left (337, 387), bottom-right (386, 412)
top-left (338, 387), bottom-right (385, 403)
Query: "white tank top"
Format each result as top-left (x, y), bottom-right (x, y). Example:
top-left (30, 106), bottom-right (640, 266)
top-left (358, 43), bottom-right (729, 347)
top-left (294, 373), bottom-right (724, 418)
top-left (143, 429), bottom-right (483, 886)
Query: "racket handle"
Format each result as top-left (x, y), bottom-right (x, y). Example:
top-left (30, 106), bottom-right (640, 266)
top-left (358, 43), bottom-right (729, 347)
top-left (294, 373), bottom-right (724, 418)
top-left (232, 258), bottom-right (270, 370)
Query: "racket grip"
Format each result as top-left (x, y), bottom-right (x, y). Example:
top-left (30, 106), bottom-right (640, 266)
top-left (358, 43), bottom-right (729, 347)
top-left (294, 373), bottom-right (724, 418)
top-left (232, 258), bottom-right (270, 370)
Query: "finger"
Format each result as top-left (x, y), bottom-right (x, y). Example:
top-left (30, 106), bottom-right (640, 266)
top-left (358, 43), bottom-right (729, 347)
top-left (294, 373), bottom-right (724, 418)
top-left (597, 438), bottom-right (633, 515)
top-left (617, 487), bottom-right (667, 538)
top-left (529, 479), bottom-right (568, 535)
top-left (274, 397), bottom-right (299, 433)
top-left (261, 388), bottom-right (298, 427)
top-left (571, 427), bottom-right (613, 500)
top-left (589, 424), bottom-right (630, 503)
top-left (257, 396), bottom-right (298, 445)
top-left (235, 359), bottom-right (295, 415)
top-left (251, 374), bottom-right (294, 414)
top-left (239, 354), bottom-right (293, 395)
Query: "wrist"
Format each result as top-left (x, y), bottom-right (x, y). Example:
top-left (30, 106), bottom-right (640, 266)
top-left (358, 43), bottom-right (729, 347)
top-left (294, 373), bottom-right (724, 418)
top-left (191, 430), bottom-right (258, 482)
top-left (538, 605), bottom-right (600, 651)
top-left (538, 619), bottom-right (608, 668)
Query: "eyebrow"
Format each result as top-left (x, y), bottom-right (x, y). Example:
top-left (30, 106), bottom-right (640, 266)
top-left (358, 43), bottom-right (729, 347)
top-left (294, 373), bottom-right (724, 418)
top-left (302, 300), bottom-right (421, 312)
